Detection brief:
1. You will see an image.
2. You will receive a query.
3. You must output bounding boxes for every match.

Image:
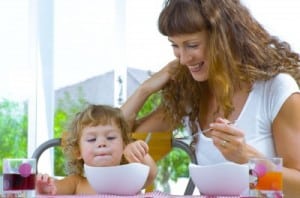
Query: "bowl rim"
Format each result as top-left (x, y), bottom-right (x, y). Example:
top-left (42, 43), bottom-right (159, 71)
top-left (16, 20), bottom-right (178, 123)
top-left (189, 162), bottom-right (248, 168)
top-left (84, 162), bottom-right (149, 169)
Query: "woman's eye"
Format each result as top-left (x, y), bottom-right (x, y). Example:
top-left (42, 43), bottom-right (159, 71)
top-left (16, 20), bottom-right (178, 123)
top-left (171, 44), bottom-right (178, 48)
top-left (187, 44), bottom-right (198, 48)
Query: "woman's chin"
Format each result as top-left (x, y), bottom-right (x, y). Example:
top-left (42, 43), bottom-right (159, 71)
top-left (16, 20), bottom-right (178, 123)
top-left (191, 73), bottom-right (208, 82)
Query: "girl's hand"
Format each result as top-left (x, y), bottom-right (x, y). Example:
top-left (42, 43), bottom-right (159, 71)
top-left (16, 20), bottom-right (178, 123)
top-left (209, 117), bottom-right (249, 163)
top-left (36, 173), bottom-right (57, 195)
top-left (123, 140), bottom-right (149, 163)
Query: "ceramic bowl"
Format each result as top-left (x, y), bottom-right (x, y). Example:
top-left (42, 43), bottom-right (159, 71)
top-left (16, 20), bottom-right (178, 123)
top-left (84, 163), bottom-right (149, 195)
top-left (189, 162), bottom-right (248, 196)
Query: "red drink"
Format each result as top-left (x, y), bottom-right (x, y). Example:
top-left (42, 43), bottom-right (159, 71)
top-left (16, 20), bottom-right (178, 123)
top-left (3, 173), bottom-right (36, 191)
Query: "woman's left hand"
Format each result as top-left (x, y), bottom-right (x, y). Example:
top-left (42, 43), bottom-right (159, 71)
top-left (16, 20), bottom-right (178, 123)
top-left (209, 117), bottom-right (249, 164)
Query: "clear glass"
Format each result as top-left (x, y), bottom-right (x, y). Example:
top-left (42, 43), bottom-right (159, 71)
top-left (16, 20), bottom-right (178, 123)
top-left (2, 158), bottom-right (36, 198)
top-left (249, 157), bottom-right (283, 197)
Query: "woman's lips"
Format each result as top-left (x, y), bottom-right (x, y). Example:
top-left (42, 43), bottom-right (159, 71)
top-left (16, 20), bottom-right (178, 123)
top-left (188, 62), bottom-right (204, 72)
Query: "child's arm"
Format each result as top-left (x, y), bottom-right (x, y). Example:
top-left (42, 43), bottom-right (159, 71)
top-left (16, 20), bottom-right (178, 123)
top-left (124, 140), bottom-right (158, 188)
top-left (36, 174), bottom-right (57, 195)
top-left (36, 174), bottom-right (81, 195)
top-left (141, 153), bottom-right (158, 188)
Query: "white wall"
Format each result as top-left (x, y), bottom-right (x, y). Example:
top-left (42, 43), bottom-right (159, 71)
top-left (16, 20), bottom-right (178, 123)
top-left (242, 0), bottom-right (300, 52)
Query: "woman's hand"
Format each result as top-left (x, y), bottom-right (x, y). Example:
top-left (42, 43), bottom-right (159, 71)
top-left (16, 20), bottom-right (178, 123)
top-left (209, 117), bottom-right (261, 164)
top-left (121, 59), bottom-right (179, 131)
top-left (140, 59), bottom-right (179, 94)
top-left (36, 173), bottom-right (57, 195)
top-left (123, 140), bottom-right (149, 163)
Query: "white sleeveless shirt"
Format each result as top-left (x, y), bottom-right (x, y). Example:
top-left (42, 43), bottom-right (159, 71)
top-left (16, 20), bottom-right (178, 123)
top-left (189, 73), bottom-right (300, 165)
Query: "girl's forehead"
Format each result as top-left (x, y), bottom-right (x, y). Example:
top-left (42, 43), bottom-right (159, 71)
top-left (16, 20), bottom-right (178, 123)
top-left (82, 124), bottom-right (121, 135)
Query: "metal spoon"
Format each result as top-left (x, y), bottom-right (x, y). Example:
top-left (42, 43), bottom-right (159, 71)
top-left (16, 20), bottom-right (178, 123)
top-left (175, 121), bottom-right (235, 140)
top-left (145, 133), bottom-right (152, 144)
top-left (175, 128), bottom-right (212, 140)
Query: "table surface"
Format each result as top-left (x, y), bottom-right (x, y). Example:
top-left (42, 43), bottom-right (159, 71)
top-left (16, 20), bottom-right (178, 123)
top-left (36, 191), bottom-right (247, 198)
top-left (0, 175), bottom-right (249, 198)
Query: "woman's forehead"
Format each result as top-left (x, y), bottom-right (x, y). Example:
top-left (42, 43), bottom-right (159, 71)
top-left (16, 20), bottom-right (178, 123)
top-left (168, 31), bottom-right (208, 43)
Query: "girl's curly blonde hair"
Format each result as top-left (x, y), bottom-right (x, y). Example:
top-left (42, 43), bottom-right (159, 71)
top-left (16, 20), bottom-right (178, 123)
top-left (61, 104), bottom-right (131, 176)
top-left (158, 0), bottom-right (300, 134)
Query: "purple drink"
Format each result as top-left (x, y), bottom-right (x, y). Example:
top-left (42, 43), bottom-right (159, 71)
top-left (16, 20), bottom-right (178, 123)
top-left (3, 173), bottom-right (36, 191)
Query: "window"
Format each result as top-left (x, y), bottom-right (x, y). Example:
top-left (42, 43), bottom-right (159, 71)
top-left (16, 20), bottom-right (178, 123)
top-left (0, 0), bottom-right (32, 172)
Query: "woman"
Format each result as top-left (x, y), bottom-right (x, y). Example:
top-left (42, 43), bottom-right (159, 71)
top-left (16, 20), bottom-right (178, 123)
top-left (122, 0), bottom-right (300, 196)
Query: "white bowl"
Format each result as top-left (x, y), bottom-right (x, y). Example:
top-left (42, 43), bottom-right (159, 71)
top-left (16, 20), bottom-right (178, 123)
top-left (84, 163), bottom-right (149, 195)
top-left (189, 162), bottom-right (248, 196)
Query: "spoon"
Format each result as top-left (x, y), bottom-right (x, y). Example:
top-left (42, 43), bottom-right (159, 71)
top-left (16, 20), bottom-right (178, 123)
top-left (145, 133), bottom-right (152, 144)
top-left (175, 128), bottom-right (212, 140)
top-left (175, 121), bottom-right (235, 140)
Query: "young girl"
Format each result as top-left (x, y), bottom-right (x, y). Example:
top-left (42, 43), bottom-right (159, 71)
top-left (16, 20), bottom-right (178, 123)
top-left (36, 104), bottom-right (157, 195)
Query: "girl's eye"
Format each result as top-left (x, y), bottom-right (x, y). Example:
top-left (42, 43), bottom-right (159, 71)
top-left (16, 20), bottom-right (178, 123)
top-left (107, 136), bottom-right (116, 141)
top-left (87, 138), bottom-right (96, 142)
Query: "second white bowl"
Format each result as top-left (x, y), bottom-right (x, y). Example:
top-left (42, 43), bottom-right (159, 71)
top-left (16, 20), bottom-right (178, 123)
top-left (189, 162), bottom-right (248, 196)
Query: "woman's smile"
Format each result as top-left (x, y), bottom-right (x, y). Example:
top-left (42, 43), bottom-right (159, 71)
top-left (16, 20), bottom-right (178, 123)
top-left (187, 61), bottom-right (205, 73)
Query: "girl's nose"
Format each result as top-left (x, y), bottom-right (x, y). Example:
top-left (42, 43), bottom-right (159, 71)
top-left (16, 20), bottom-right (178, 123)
top-left (98, 143), bottom-right (106, 148)
top-left (97, 139), bottom-right (106, 148)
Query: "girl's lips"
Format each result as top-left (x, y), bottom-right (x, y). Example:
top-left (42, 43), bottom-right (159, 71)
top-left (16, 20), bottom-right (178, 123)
top-left (94, 154), bottom-right (111, 161)
top-left (94, 150), bottom-right (111, 157)
top-left (95, 153), bottom-right (109, 157)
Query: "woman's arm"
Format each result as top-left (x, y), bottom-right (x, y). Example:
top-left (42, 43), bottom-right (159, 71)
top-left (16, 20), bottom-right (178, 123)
top-left (209, 93), bottom-right (300, 197)
top-left (121, 60), bottom-right (179, 132)
top-left (121, 85), bottom-right (153, 131)
top-left (133, 106), bottom-right (175, 132)
top-left (272, 93), bottom-right (300, 197)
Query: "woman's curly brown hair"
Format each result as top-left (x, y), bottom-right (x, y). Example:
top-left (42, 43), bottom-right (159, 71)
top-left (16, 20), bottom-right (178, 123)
top-left (158, 0), bottom-right (300, 135)
top-left (61, 104), bottom-right (131, 176)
